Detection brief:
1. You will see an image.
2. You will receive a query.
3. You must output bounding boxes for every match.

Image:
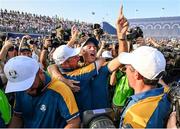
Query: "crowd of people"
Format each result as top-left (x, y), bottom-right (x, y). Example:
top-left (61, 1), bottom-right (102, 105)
top-left (0, 4), bottom-right (180, 128)
top-left (0, 9), bottom-right (93, 35)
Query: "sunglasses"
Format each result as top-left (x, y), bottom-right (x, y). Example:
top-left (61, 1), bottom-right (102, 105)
top-left (8, 47), bottom-right (15, 51)
top-left (8, 45), bottom-right (18, 51)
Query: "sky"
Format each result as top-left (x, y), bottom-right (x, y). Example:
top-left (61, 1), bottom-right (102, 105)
top-left (0, 0), bottom-right (180, 26)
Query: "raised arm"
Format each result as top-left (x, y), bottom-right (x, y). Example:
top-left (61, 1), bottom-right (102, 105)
top-left (117, 5), bottom-right (128, 54)
top-left (18, 35), bottom-right (30, 52)
top-left (107, 5), bottom-right (129, 72)
top-left (39, 38), bottom-right (51, 70)
top-left (0, 40), bottom-right (13, 62)
top-left (96, 40), bottom-right (105, 58)
top-left (67, 25), bottom-right (79, 47)
top-left (47, 64), bottom-right (80, 92)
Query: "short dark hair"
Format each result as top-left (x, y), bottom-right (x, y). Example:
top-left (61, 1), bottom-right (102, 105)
top-left (142, 77), bottom-right (159, 85)
top-left (82, 37), bottom-right (99, 48)
top-left (142, 71), bottom-right (164, 85)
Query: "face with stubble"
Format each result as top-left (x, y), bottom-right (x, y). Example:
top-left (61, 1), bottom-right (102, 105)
top-left (26, 70), bottom-right (45, 96)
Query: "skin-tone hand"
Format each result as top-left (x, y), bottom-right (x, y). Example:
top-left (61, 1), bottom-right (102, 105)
top-left (116, 5), bottom-right (129, 36)
top-left (61, 77), bottom-right (80, 92)
top-left (4, 40), bottom-right (13, 48)
top-left (22, 35), bottom-right (31, 40)
top-left (71, 25), bottom-right (79, 41)
top-left (67, 25), bottom-right (79, 47)
top-left (147, 37), bottom-right (160, 47)
top-left (136, 37), bottom-right (145, 46)
top-left (100, 40), bottom-right (105, 49)
top-left (167, 112), bottom-right (177, 129)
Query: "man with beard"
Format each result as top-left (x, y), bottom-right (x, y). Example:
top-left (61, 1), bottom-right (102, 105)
top-left (51, 43), bottom-right (105, 118)
top-left (49, 5), bottom-right (129, 110)
top-left (4, 56), bottom-right (80, 128)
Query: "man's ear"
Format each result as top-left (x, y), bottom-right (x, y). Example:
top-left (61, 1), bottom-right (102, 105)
top-left (38, 69), bottom-right (45, 80)
top-left (134, 71), bottom-right (143, 80)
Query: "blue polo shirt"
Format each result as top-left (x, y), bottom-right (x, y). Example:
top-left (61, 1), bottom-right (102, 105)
top-left (14, 73), bottom-right (79, 128)
top-left (119, 86), bottom-right (171, 128)
top-left (91, 63), bottom-right (111, 109)
top-left (59, 63), bottom-right (98, 116)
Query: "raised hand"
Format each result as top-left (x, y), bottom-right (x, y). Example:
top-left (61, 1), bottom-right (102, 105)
top-left (116, 5), bottom-right (129, 36)
top-left (62, 78), bottom-right (80, 92)
top-left (71, 25), bottom-right (79, 41)
top-left (4, 40), bottom-right (13, 48)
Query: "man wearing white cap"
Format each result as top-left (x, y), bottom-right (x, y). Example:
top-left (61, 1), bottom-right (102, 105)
top-left (118, 46), bottom-right (171, 128)
top-left (52, 44), bottom-right (105, 118)
top-left (49, 5), bottom-right (129, 111)
top-left (4, 56), bottom-right (80, 128)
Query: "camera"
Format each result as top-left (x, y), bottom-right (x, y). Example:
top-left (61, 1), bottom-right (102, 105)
top-left (126, 27), bottom-right (143, 44)
top-left (50, 32), bottom-right (64, 48)
top-left (82, 108), bottom-right (115, 128)
top-left (93, 23), bottom-right (104, 36)
top-left (167, 80), bottom-right (180, 128)
top-left (27, 39), bottom-right (35, 45)
top-left (51, 38), bottom-right (61, 48)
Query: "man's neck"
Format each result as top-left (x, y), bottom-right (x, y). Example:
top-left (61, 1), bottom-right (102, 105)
top-left (134, 81), bottom-right (156, 94)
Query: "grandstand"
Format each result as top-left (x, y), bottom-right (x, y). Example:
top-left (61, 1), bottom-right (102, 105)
top-left (1, 9), bottom-right (180, 40)
top-left (129, 17), bottom-right (180, 39)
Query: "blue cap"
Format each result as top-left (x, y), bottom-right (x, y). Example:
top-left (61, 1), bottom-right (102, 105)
top-left (82, 37), bottom-right (99, 48)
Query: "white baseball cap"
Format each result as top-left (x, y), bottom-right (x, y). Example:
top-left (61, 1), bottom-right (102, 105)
top-left (118, 46), bottom-right (166, 80)
top-left (102, 50), bottom-right (113, 59)
top-left (53, 45), bottom-right (81, 65)
top-left (4, 56), bottom-right (40, 93)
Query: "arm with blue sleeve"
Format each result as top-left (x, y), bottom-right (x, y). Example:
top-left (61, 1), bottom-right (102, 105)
top-left (48, 58), bottom-right (105, 81)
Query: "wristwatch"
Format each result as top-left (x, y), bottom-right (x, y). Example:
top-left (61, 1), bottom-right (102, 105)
top-left (118, 34), bottom-right (126, 41)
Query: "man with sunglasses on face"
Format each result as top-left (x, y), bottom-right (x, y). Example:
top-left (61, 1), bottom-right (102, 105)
top-left (4, 56), bottom-right (80, 128)
top-left (118, 46), bottom-right (171, 128)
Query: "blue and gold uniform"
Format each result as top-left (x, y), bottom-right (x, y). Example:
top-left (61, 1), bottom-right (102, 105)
top-left (91, 63), bottom-right (111, 109)
top-left (59, 62), bottom-right (98, 116)
top-left (14, 74), bottom-right (79, 128)
top-left (119, 86), bottom-right (171, 128)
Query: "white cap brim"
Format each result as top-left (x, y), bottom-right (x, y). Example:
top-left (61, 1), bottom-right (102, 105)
top-left (118, 52), bottom-right (134, 65)
top-left (69, 47), bottom-right (81, 58)
top-left (5, 73), bottom-right (36, 93)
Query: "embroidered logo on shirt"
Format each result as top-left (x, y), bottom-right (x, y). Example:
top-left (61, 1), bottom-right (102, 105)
top-left (40, 104), bottom-right (46, 112)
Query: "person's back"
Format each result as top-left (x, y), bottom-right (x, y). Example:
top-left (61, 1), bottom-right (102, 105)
top-left (118, 46), bottom-right (171, 128)
top-left (120, 85), bottom-right (170, 128)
